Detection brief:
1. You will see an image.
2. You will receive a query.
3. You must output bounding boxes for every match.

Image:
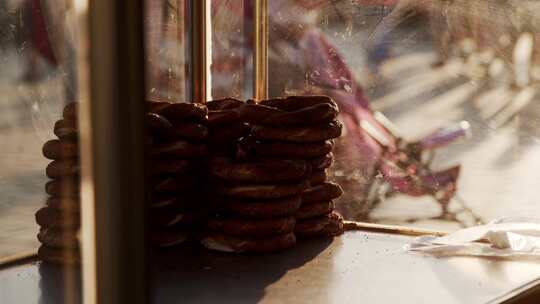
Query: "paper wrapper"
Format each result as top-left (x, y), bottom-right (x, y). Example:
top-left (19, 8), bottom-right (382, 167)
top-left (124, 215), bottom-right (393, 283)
top-left (405, 218), bottom-right (540, 258)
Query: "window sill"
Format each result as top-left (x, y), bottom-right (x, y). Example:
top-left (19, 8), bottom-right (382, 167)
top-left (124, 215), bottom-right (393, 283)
top-left (1, 229), bottom-right (540, 303)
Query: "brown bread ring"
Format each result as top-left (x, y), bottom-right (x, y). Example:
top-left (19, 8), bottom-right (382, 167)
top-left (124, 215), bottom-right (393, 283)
top-left (170, 122), bottom-right (208, 142)
top-left (157, 102), bottom-right (208, 123)
top-left (150, 140), bottom-right (208, 158)
top-left (206, 98), bottom-right (244, 110)
top-left (146, 101), bottom-right (172, 113)
top-left (207, 109), bottom-right (241, 127)
top-left (151, 209), bottom-right (200, 228)
top-left (38, 227), bottom-right (79, 249)
top-left (260, 95), bottom-right (337, 111)
top-left (302, 182), bottom-right (343, 204)
top-left (46, 160), bottom-right (80, 178)
top-left (251, 121), bottom-right (342, 143)
top-left (236, 104), bottom-right (284, 124)
top-left (38, 245), bottom-right (80, 264)
top-left (309, 153), bottom-right (334, 170)
top-left (62, 102), bottom-right (78, 121)
top-left (295, 212), bottom-right (344, 238)
top-left (150, 230), bottom-right (188, 248)
top-left (241, 138), bottom-right (334, 159)
top-left (145, 113), bottom-right (173, 134)
top-left (54, 119), bottom-right (78, 140)
top-left (261, 103), bottom-right (338, 126)
top-left (35, 207), bottom-right (80, 229)
top-left (295, 201), bottom-right (335, 220)
top-left (149, 195), bottom-right (178, 209)
top-left (45, 178), bottom-right (80, 198)
top-left (43, 139), bottom-right (79, 160)
top-left (207, 122), bottom-right (250, 146)
top-left (215, 179), bottom-right (309, 199)
top-left (309, 170), bottom-right (327, 186)
top-left (152, 176), bottom-right (194, 194)
top-left (46, 196), bottom-right (80, 212)
top-left (218, 196), bottom-right (302, 218)
top-left (201, 232), bottom-right (296, 253)
top-left (148, 159), bottom-right (191, 176)
top-left (207, 216), bottom-right (295, 237)
top-left (209, 158), bottom-right (309, 183)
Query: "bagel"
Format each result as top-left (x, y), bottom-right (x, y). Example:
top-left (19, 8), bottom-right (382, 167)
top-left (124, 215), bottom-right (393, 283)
top-left (145, 113), bottom-right (173, 135)
top-left (170, 122), bottom-right (208, 142)
top-left (240, 138), bottom-right (334, 159)
top-left (302, 182), bottom-right (343, 204)
top-left (146, 101), bottom-right (171, 113)
top-left (260, 95), bottom-right (337, 112)
top-left (215, 179), bottom-right (309, 199)
top-left (201, 232), bottom-right (296, 253)
top-left (150, 140), bottom-right (208, 158)
top-left (54, 119), bottom-right (78, 140)
top-left (309, 170), bottom-right (327, 186)
top-left (46, 159), bottom-right (80, 178)
top-left (38, 227), bottom-right (79, 249)
top-left (156, 102), bottom-right (208, 123)
top-left (251, 121), bottom-right (342, 143)
top-left (295, 212), bottom-right (344, 238)
top-left (207, 122), bottom-right (250, 145)
top-left (206, 98), bottom-right (244, 110)
top-left (207, 109), bottom-right (241, 127)
top-left (62, 102), bottom-right (78, 121)
top-left (309, 153), bottom-right (334, 170)
top-left (208, 216), bottom-right (295, 237)
top-left (38, 245), bottom-right (80, 264)
top-left (150, 230), bottom-right (188, 248)
top-left (217, 195), bottom-right (302, 218)
top-left (46, 196), bottom-right (80, 212)
top-left (295, 200), bottom-right (334, 220)
top-left (35, 207), bottom-right (79, 229)
top-left (43, 139), bottom-right (79, 160)
top-left (261, 102), bottom-right (338, 126)
top-left (148, 159), bottom-right (192, 176)
top-left (45, 178), bottom-right (80, 198)
top-left (209, 158), bottom-right (309, 183)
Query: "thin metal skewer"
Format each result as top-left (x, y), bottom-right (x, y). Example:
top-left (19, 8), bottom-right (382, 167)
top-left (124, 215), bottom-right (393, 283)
top-left (186, 0), bottom-right (210, 103)
top-left (253, 0), bottom-right (268, 101)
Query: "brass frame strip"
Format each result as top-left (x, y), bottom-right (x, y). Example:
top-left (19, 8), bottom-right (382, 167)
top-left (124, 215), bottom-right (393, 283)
top-left (187, 0), bottom-right (210, 103)
top-left (81, 0), bottom-right (148, 303)
top-left (253, 0), bottom-right (269, 101)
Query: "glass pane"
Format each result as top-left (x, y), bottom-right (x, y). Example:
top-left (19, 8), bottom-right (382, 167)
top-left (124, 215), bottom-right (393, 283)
top-left (146, 0), bottom-right (187, 102)
top-left (267, 1), bottom-right (540, 231)
top-left (0, 1), bottom-right (81, 260)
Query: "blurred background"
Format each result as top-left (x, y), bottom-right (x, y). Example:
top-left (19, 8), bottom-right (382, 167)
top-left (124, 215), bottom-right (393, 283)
top-left (2, 0), bottom-right (540, 258)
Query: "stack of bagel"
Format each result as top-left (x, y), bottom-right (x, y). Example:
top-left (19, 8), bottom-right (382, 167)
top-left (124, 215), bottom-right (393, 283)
top-left (36, 95), bottom-right (345, 263)
top-left (145, 101), bottom-right (209, 247)
top-left (242, 96), bottom-right (345, 238)
top-left (37, 102), bottom-right (81, 264)
top-left (202, 98), bottom-right (303, 252)
top-left (205, 98), bottom-right (250, 157)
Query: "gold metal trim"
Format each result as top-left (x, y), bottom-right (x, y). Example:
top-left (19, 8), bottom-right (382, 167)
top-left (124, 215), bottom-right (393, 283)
top-left (83, 0), bottom-right (148, 303)
top-left (187, 0), bottom-right (210, 103)
top-left (253, 0), bottom-right (268, 101)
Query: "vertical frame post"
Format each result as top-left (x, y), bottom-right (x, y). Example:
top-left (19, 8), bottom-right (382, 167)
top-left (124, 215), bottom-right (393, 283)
top-left (80, 0), bottom-right (148, 303)
top-left (253, 0), bottom-right (268, 101)
top-left (186, 0), bottom-right (210, 103)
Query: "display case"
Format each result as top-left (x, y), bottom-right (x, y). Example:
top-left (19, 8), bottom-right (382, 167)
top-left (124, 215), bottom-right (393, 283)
top-left (2, 1), bottom-right (540, 303)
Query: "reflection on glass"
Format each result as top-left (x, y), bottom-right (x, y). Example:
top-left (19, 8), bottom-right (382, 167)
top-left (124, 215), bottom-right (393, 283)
top-left (0, 1), bottom-right (79, 259)
top-left (264, 1), bottom-right (540, 232)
